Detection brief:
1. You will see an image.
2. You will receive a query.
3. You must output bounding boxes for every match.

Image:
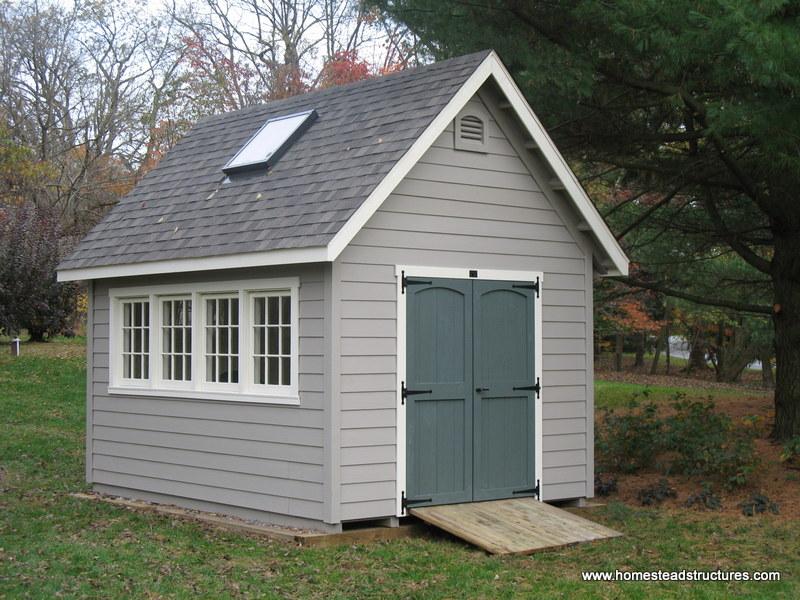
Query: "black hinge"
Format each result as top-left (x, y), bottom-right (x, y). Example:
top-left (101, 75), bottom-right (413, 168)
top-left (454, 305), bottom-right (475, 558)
top-left (401, 271), bottom-right (432, 294)
top-left (512, 479), bottom-right (541, 499)
top-left (401, 381), bottom-right (432, 405)
top-left (513, 377), bottom-right (541, 398)
top-left (512, 276), bottom-right (540, 298)
top-left (401, 490), bottom-right (432, 513)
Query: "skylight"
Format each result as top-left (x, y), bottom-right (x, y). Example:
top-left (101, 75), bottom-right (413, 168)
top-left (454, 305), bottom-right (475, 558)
top-left (223, 109), bottom-right (317, 175)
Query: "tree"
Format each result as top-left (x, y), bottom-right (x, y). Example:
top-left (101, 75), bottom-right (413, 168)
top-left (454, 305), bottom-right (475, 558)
top-left (379, 0), bottom-right (800, 438)
top-left (0, 203), bottom-right (78, 341)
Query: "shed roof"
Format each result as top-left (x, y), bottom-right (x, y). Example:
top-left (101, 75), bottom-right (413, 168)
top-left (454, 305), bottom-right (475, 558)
top-left (58, 50), bottom-right (628, 280)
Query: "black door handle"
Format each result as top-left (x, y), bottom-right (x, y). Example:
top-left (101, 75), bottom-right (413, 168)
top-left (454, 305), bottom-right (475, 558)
top-left (475, 387), bottom-right (490, 392)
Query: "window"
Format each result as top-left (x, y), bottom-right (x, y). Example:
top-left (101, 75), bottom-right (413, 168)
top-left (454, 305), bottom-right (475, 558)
top-left (162, 298), bottom-right (191, 382)
top-left (121, 300), bottom-right (149, 379)
top-left (204, 296), bottom-right (239, 384)
top-left (253, 293), bottom-right (291, 387)
top-left (223, 110), bottom-right (317, 174)
top-left (454, 105), bottom-right (489, 153)
top-left (109, 278), bottom-right (298, 404)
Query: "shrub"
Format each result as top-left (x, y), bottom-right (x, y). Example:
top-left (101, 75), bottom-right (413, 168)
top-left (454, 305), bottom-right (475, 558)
top-left (739, 494), bottom-right (779, 517)
top-left (596, 400), bottom-right (662, 473)
top-left (780, 436), bottom-right (800, 467)
top-left (685, 483), bottom-right (722, 511)
top-left (594, 473), bottom-right (618, 497)
top-left (0, 203), bottom-right (78, 340)
top-left (637, 479), bottom-right (677, 506)
top-left (662, 398), bottom-right (758, 489)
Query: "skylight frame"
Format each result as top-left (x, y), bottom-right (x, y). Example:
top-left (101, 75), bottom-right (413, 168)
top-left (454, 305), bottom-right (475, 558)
top-left (223, 109), bottom-right (318, 175)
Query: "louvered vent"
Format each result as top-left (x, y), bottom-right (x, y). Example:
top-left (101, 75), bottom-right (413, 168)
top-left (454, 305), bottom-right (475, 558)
top-left (459, 115), bottom-right (484, 142)
top-left (454, 108), bottom-right (489, 152)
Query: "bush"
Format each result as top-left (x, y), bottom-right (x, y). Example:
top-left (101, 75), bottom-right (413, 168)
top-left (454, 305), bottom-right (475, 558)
top-left (685, 483), bottom-right (722, 511)
top-left (594, 473), bottom-right (618, 497)
top-left (780, 436), bottom-right (800, 467)
top-left (739, 494), bottom-right (779, 516)
top-left (662, 399), bottom-right (758, 489)
top-left (596, 394), bottom-right (759, 489)
top-left (0, 203), bottom-right (78, 340)
top-left (637, 479), bottom-right (676, 506)
top-left (596, 400), bottom-right (662, 473)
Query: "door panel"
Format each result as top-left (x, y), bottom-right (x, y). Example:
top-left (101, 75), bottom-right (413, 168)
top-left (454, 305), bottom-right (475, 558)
top-left (406, 277), bottom-right (537, 506)
top-left (473, 281), bottom-right (536, 501)
top-left (406, 278), bottom-right (473, 506)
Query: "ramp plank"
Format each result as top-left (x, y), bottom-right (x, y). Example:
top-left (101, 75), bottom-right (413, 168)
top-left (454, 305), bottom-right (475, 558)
top-left (411, 498), bottom-right (622, 555)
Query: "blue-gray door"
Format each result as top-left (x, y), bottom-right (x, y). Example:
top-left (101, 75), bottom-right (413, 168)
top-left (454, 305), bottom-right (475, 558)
top-left (405, 277), bottom-right (537, 507)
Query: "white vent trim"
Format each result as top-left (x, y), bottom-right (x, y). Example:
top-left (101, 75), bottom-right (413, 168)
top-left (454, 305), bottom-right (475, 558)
top-left (454, 104), bottom-right (490, 152)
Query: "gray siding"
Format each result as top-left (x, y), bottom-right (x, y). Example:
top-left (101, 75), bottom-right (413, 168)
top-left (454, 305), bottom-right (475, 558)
top-left (336, 91), bottom-right (595, 518)
top-left (89, 264), bottom-right (329, 524)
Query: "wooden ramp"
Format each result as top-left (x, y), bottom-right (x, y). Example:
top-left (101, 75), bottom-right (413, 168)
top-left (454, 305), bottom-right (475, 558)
top-left (410, 498), bottom-right (622, 555)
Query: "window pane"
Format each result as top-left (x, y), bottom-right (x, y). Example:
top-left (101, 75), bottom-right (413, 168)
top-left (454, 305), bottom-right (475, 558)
top-left (206, 355), bottom-right (216, 382)
top-left (133, 329), bottom-right (141, 353)
top-left (206, 327), bottom-right (216, 354)
top-left (254, 297), bottom-right (265, 325)
top-left (220, 327), bottom-right (229, 354)
top-left (219, 299), bottom-right (229, 325)
top-left (143, 331), bottom-right (149, 353)
top-left (134, 303), bottom-right (142, 327)
top-left (268, 327), bottom-right (279, 355)
top-left (185, 328), bottom-right (192, 352)
top-left (174, 328), bottom-right (183, 353)
top-left (163, 301), bottom-right (172, 326)
top-left (281, 326), bottom-right (290, 355)
top-left (231, 326), bottom-right (239, 353)
top-left (124, 303), bottom-right (131, 327)
top-left (143, 303), bottom-right (149, 327)
top-left (133, 354), bottom-right (141, 379)
top-left (255, 327), bottom-right (265, 355)
top-left (174, 301), bottom-right (183, 326)
top-left (281, 296), bottom-right (290, 324)
top-left (267, 357), bottom-right (278, 385)
top-left (163, 355), bottom-right (171, 380)
top-left (174, 355), bottom-right (183, 380)
top-left (281, 357), bottom-right (290, 386)
top-left (255, 356), bottom-right (265, 385)
top-left (230, 357), bottom-right (238, 383)
top-left (231, 299), bottom-right (239, 325)
top-left (267, 296), bottom-right (279, 325)
top-left (124, 354), bottom-right (131, 378)
top-left (219, 356), bottom-right (228, 383)
top-left (185, 357), bottom-right (191, 380)
top-left (123, 329), bottom-right (131, 353)
top-left (163, 328), bottom-right (171, 353)
top-left (207, 299), bottom-right (216, 325)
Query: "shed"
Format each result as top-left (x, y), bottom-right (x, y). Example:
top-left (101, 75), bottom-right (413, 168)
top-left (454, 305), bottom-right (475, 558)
top-left (58, 50), bottom-right (629, 533)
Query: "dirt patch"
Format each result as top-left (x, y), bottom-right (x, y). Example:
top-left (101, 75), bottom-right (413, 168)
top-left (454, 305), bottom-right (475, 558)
top-left (598, 392), bottom-right (800, 520)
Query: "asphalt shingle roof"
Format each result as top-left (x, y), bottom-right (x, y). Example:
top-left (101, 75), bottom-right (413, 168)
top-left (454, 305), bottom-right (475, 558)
top-left (59, 51), bottom-right (491, 271)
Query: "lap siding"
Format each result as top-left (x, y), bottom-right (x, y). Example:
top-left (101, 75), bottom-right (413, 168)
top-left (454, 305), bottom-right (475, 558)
top-left (90, 265), bottom-right (328, 522)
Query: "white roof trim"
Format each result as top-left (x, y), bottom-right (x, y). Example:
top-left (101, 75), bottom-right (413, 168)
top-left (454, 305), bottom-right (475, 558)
top-left (57, 246), bottom-right (330, 282)
top-left (58, 51), bottom-right (627, 282)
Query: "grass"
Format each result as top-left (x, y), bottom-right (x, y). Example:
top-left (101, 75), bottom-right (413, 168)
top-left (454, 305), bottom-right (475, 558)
top-left (1, 342), bottom-right (797, 598)
top-left (594, 380), bottom-right (767, 410)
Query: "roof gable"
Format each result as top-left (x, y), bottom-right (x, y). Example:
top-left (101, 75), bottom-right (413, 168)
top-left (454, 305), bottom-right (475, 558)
top-left (58, 50), bottom-right (627, 281)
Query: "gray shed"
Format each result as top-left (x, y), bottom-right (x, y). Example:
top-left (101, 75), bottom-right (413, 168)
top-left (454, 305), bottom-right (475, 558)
top-left (58, 50), bottom-right (629, 533)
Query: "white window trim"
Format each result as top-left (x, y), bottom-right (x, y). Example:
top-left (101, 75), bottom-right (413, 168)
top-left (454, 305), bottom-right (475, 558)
top-left (108, 277), bottom-right (300, 405)
top-left (393, 265), bottom-right (544, 517)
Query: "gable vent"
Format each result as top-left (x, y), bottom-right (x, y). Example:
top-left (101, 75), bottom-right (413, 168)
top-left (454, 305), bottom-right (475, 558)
top-left (454, 106), bottom-right (489, 153)
top-left (459, 115), bottom-right (484, 142)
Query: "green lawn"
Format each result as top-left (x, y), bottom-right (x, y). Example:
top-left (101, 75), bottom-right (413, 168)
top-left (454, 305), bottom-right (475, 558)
top-left (595, 380), bottom-right (767, 410)
top-left (1, 346), bottom-right (796, 598)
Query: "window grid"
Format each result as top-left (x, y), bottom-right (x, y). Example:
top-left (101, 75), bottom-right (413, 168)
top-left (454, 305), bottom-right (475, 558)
top-left (205, 296), bottom-right (239, 384)
top-left (253, 294), bottom-right (291, 386)
top-left (122, 300), bottom-right (149, 379)
top-left (162, 298), bottom-right (192, 382)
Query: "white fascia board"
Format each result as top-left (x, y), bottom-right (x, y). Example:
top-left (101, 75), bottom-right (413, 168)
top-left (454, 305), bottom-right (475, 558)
top-left (57, 246), bottom-right (330, 282)
top-left (327, 51), bottom-right (629, 277)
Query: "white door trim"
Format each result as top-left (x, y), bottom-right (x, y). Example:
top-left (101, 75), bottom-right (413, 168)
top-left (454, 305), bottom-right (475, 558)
top-left (394, 265), bottom-right (544, 516)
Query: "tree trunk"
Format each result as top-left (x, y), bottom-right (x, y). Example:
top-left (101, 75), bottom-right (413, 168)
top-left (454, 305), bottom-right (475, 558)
top-left (650, 327), bottom-right (664, 375)
top-left (665, 319), bottom-right (671, 375)
top-left (772, 229), bottom-right (800, 439)
top-left (688, 325), bottom-right (707, 372)
top-left (761, 353), bottom-right (775, 389)
top-left (634, 332), bottom-right (645, 368)
top-left (614, 333), bottom-right (623, 372)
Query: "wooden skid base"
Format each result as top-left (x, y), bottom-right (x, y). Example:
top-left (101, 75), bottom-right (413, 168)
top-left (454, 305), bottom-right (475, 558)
top-left (411, 497), bottom-right (622, 555)
top-left (71, 492), bottom-right (423, 548)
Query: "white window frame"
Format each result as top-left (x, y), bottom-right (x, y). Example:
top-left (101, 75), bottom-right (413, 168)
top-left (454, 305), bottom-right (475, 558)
top-left (116, 297), bottom-right (152, 388)
top-left (108, 277), bottom-right (299, 405)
